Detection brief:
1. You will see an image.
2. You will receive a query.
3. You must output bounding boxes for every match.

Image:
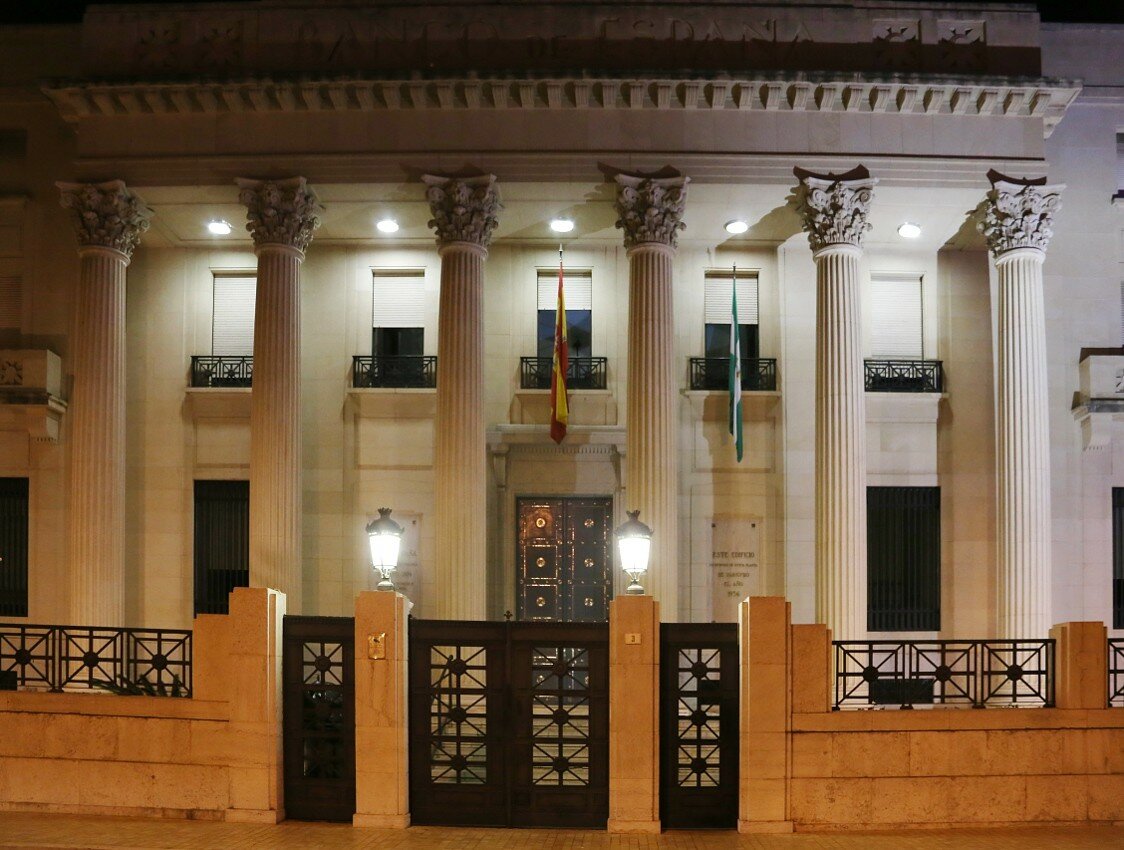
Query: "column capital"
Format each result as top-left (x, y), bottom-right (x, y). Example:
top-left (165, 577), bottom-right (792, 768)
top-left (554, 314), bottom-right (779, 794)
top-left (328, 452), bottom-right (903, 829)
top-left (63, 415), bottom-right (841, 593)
top-left (614, 174), bottom-right (689, 250)
top-left (423, 174), bottom-right (501, 249)
top-left (980, 171), bottom-right (1064, 258)
top-left (57, 180), bottom-right (152, 260)
top-left (236, 176), bottom-right (323, 253)
top-left (793, 166), bottom-right (876, 253)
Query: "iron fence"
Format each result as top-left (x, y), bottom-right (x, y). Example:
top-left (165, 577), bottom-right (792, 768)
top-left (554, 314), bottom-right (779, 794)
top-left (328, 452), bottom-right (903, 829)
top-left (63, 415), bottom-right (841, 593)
top-left (834, 639), bottom-right (1054, 709)
top-left (688, 357), bottom-right (777, 391)
top-left (1110, 638), bottom-right (1124, 707)
top-left (0, 623), bottom-right (192, 696)
top-left (191, 355), bottom-right (253, 388)
top-left (520, 356), bottom-right (607, 390)
top-left (864, 359), bottom-right (943, 393)
top-left (352, 355), bottom-right (437, 388)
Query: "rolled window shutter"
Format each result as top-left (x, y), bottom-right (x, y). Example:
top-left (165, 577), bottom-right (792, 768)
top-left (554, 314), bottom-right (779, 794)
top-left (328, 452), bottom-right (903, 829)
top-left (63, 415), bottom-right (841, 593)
top-left (536, 268), bottom-right (592, 311)
top-left (212, 275), bottom-right (256, 356)
top-left (704, 270), bottom-right (758, 324)
top-left (870, 274), bottom-right (923, 358)
top-left (0, 276), bottom-right (20, 329)
top-left (372, 270), bottom-right (425, 327)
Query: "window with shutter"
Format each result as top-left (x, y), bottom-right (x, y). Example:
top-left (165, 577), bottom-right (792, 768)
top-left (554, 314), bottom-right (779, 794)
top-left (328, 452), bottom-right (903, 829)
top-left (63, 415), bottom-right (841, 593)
top-left (212, 275), bottom-right (256, 356)
top-left (703, 269), bottom-right (759, 359)
top-left (869, 273), bottom-right (923, 359)
top-left (536, 268), bottom-right (592, 359)
top-left (372, 269), bottom-right (425, 356)
top-left (0, 276), bottom-right (20, 330)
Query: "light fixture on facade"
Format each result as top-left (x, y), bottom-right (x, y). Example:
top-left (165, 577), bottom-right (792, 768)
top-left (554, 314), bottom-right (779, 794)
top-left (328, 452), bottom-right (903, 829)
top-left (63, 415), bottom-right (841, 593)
top-left (724, 219), bottom-right (749, 235)
top-left (206, 219), bottom-right (232, 235)
top-left (897, 222), bottom-right (922, 239)
top-left (376, 218), bottom-right (400, 234)
top-left (366, 508), bottom-right (404, 591)
top-left (549, 218), bottom-right (575, 233)
top-left (614, 510), bottom-right (652, 595)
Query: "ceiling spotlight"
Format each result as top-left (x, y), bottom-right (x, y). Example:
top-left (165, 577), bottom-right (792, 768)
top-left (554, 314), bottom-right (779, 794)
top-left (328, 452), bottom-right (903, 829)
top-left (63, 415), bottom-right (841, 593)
top-left (897, 222), bottom-right (922, 239)
top-left (724, 219), bottom-right (749, 235)
top-left (206, 219), bottom-right (232, 236)
top-left (549, 218), bottom-right (575, 233)
top-left (376, 218), bottom-right (399, 234)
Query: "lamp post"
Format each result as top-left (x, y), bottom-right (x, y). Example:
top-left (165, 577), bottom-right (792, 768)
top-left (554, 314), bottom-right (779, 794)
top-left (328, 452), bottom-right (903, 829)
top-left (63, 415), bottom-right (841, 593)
top-left (614, 510), bottom-right (652, 595)
top-left (366, 508), bottom-right (404, 591)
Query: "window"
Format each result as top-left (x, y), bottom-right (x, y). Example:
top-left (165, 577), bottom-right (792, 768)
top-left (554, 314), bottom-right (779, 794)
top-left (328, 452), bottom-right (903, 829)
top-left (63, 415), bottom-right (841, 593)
top-left (0, 276), bottom-right (20, 335)
top-left (703, 269), bottom-right (759, 360)
top-left (373, 269), bottom-right (425, 356)
top-left (212, 274), bottom-right (256, 355)
top-left (869, 273), bottom-right (923, 359)
top-left (536, 268), bottom-right (592, 359)
top-left (1114, 132), bottom-right (1124, 203)
top-left (867, 486), bottom-right (940, 632)
top-left (0, 478), bottom-right (29, 617)
top-left (1114, 488), bottom-right (1124, 629)
top-left (193, 480), bottom-right (249, 616)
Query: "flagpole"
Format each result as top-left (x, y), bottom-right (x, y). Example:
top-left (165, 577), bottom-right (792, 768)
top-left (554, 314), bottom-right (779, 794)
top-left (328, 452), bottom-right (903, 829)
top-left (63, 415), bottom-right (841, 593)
top-left (730, 263), bottom-right (744, 462)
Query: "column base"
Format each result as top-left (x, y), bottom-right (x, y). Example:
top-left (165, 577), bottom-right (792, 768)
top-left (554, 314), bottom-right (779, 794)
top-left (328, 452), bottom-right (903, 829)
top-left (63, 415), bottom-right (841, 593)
top-left (224, 808), bottom-right (284, 824)
top-left (607, 818), bottom-right (661, 834)
top-left (353, 813), bottom-right (410, 829)
top-left (738, 819), bottom-right (794, 834)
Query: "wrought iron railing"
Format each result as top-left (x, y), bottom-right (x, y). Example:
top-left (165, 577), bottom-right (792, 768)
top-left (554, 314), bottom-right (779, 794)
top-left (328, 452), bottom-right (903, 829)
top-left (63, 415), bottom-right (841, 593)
top-left (1114, 577), bottom-right (1123, 631)
top-left (834, 639), bottom-right (1054, 710)
top-left (0, 624), bottom-right (192, 696)
top-left (352, 355), bottom-right (437, 388)
top-left (520, 356), bottom-right (607, 390)
top-left (864, 359), bottom-right (943, 393)
top-left (688, 357), bottom-right (777, 392)
top-left (1110, 638), bottom-right (1124, 708)
top-left (191, 355), bottom-right (253, 388)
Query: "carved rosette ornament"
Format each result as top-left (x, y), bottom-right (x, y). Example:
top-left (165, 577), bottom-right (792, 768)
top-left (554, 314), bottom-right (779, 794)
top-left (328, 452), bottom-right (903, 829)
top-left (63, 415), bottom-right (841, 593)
top-left (613, 175), bottom-right (689, 250)
top-left (57, 180), bottom-right (152, 259)
top-left (980, 174), bottom-right (1064, 257)
top-left (236, 177), bottom-right (323, 253)
top-left (794, 167), bottom-right (877, 253)
top-left (423, 174), bottom-right (501, 249)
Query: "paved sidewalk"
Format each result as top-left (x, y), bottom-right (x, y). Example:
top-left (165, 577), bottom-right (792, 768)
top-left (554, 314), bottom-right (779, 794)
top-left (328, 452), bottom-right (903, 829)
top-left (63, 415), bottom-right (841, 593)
top-left (1, 814), bottom-right (1123, 850)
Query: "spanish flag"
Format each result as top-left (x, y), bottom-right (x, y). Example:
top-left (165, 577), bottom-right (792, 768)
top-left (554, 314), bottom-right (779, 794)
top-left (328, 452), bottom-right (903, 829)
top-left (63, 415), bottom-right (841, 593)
top-left (549, 246), bottom-right (569, 443)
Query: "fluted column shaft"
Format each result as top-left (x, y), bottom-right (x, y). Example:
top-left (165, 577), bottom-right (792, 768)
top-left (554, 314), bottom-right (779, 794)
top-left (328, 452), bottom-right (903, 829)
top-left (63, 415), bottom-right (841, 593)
top-left (813, 244), bottom-right (867, 640)
top-left (434, 243), bottom-right (487, 619)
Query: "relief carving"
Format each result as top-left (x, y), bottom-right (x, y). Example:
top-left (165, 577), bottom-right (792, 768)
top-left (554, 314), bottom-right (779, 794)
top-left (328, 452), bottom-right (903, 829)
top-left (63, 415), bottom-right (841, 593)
top-left (57, 180), bottom-right (153, 258)
top-left (793, 167), bottom-right (876, 252)
top-left (423, 175), bottom-right (501, 248)
top-left (614, 174), bottom-right (689, 250)
top-left (980, 172), bottom-right (1064, 257)
top-left (236, 177), bottom-right (324, 252)
top-left (0, 359), bottom-right (21, 386)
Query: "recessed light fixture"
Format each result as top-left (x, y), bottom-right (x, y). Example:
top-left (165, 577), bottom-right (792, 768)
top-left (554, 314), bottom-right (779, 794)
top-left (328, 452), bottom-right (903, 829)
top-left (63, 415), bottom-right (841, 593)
top-left (724, 219), bottom-right (749, 235)
top-left (897, 222), bottom-right (922, 239)
top-left (376, 218), bottom-right (399, 234)
top-left (549, 218), bottom-right (575, 233)
top-left (206, 219), bottom-right (232, 236)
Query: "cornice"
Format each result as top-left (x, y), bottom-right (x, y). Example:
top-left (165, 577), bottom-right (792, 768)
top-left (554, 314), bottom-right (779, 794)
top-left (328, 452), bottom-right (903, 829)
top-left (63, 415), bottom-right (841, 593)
top-left (42, 73), bottom-right (1081, 138)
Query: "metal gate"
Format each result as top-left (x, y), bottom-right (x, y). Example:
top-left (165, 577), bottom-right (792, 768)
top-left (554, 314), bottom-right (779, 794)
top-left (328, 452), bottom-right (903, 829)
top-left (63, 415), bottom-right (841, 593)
top-left (409, 620), bottom-right (609, 828)
top-left (660, 623), bottom-right (739, 829)
top-left (282, 616), bottom-right (355, 822)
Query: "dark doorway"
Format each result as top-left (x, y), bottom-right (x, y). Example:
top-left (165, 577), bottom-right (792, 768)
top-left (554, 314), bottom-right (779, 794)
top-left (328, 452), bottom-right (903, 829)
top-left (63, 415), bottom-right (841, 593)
top-left (193, 480), bottom-right (249, 615)
top-left (282, 616), bottom-right (356, 822)
top-left (516, 497), bottom-right (613, 622)
top-left (0, 478), bottom-right (29, 617)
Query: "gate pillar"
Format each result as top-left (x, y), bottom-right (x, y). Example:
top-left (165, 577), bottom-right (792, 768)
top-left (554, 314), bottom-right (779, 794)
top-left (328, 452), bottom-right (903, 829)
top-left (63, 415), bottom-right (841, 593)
top-left (354, 591), bottom-right (412, 828)
top-left (607, 594), bottom-right (660, 833)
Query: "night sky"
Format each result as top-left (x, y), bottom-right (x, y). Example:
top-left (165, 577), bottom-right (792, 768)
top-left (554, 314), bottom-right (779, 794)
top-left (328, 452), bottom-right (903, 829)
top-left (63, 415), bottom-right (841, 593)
top-left (0, 1), bottom-right (1122, 26)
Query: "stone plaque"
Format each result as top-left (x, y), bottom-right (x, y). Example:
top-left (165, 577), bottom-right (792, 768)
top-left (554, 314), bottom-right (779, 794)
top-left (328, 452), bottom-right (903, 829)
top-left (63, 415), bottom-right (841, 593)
top-left (709, 518), bottom-right (761, 622)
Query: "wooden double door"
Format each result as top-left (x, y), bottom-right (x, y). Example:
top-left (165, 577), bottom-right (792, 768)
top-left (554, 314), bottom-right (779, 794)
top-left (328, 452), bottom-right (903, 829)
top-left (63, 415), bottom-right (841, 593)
top-left (516, 497), bottom-right (613, 622)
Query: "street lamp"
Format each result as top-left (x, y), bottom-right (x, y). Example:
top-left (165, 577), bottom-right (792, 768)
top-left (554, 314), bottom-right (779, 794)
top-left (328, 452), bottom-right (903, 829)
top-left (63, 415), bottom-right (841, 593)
top-left (614, 510), bottom-right (652, 595)
top-left (366, 508), bottom-right (404, 591)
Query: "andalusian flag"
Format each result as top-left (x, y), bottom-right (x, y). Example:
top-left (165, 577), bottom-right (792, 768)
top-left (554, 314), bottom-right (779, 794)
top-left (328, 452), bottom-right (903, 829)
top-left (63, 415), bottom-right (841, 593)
top-left (549, 246), bottom-right (569, 443)
top-left (729, 265), bottom-right (744, 462)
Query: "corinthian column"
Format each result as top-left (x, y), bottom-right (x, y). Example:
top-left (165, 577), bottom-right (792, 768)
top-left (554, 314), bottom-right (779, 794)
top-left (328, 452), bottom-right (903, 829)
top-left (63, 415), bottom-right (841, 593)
top-left (238, 177), bottom-right (322, 614)
top-left (58, 180), bottom-right (151, 626)
top-left (614, 175), bottom-right (688, 617)
top-left (424, 175), bottom-right (500, 620)
top-left (795, 167), bottom-right (876, 641)
top-left (980, 173), bottom-right (1063, 638)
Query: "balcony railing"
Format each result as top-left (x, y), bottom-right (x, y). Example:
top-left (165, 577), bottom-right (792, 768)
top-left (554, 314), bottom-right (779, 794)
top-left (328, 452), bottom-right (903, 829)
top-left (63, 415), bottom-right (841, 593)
top-left (689, 357), bottom-right (777, 392)
top-left (191, 355), bottom-right (253, 388)
top-left (834, 639), bottom-right (1054, 710)
top-left (352, 355), bottom-right (437, 388)
top-left (1110, 638), bottom-right (1124, 707)
top-left (520, 356), bottom-right (607, 390)
top-left (0, 623), bottom-right (192, 696)
top-left (864, 359), bottom-right (943, 393)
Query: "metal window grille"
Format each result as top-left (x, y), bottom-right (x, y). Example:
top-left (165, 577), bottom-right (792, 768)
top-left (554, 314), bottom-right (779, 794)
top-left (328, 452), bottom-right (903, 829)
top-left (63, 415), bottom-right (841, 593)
top-left (867, 486), bottom-right (941, 632)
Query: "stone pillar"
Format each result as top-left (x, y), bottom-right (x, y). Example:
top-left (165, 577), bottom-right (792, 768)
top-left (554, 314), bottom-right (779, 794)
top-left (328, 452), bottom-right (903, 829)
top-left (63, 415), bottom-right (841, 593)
top-left (238, 178), bottom-right (322, 614)
top-left (614, 175), bottom-right (688, 616)
top-left (795, 167), bottom-right (876, 641)
top-left (58, 180), bottom-right (151, 626)
top-left (607, 594), bottom-right (660, 833)
top-left (980, 174), bottom-right (1062, 638)
top-left (424, 175), bottom-right (500, 620)
top-left (1050, 621), bottom-right (1108, 710)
